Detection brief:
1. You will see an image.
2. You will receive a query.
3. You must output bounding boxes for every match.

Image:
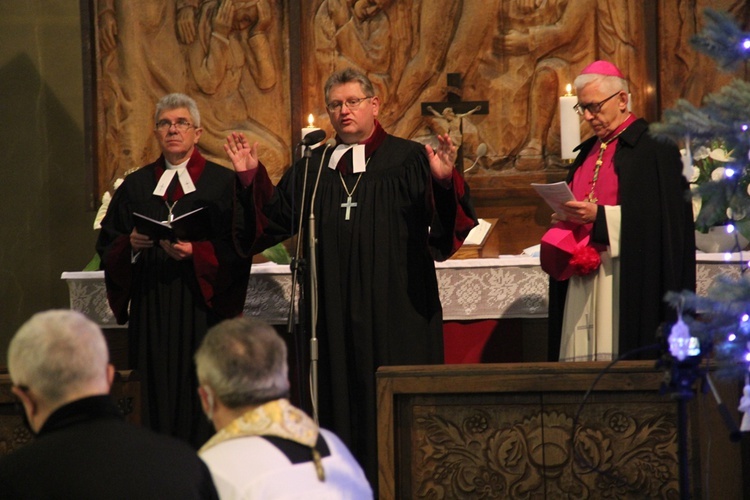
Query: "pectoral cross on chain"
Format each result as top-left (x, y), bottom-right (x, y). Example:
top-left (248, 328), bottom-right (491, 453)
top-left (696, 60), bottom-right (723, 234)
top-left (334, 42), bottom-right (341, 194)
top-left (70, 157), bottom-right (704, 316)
top-left (341, 196), bottom-right (357, 220)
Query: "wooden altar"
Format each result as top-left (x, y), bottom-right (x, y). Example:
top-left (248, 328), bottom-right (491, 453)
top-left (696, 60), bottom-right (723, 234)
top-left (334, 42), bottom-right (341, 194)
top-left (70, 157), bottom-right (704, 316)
top-left (376, 361), bottom-right (745, 499)
top-left (62, 253), bottom-right (746, 367)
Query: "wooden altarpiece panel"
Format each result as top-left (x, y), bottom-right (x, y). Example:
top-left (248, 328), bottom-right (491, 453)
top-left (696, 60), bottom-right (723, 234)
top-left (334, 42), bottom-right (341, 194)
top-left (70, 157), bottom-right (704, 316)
top-left (80, 0), bottom-right (293, 202)
top-left (80, 0), bottom-right (748, 253)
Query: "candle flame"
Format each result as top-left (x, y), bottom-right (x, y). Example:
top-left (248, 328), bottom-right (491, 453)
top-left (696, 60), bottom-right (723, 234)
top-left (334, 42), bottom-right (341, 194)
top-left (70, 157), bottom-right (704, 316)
top-left (307, 114), bottom-right (314, 127)
top-left (565, 84), bottom-right (572, 96)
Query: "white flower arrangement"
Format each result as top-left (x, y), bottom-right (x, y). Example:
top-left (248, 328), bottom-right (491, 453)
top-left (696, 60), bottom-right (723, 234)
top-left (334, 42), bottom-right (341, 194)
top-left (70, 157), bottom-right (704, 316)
top-left (84, 178), bottom-right (124, 270)
top-left (682, 143), bottom-right (750, 236)
top-left (93, 178), bottom-right (124, 230)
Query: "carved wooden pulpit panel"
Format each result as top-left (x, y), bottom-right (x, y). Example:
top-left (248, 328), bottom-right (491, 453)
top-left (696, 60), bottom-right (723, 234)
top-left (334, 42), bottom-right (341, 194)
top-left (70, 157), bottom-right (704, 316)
top-left (377, 362), bottom-right (744, 499)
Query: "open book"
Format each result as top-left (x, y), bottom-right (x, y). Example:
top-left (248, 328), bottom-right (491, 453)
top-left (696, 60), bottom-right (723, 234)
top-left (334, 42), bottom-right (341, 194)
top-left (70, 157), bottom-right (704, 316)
top-left (531, 181), bottom-right (575, 214)
top-left (133, 206), bottom-right (209, 242)
top-left (464, 218), bottom-right (494, 246)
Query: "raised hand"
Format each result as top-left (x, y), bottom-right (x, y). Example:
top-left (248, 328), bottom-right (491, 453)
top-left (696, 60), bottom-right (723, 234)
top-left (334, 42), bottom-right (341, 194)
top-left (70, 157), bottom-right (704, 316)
top-left (224, 132), bottom-right (259, 172)
top-left (425, 133), bottom-right (456, 182)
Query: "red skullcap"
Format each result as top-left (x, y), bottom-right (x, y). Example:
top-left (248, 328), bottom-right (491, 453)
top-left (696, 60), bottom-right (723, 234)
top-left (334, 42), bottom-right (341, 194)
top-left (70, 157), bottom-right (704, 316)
top-left (579, 60), bottom-right (625, 79)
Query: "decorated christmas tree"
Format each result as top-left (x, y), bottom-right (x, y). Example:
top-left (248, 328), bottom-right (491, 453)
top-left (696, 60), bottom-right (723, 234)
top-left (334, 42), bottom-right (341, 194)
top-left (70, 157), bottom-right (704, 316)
top-left (650, 8), bottom-right (750, 429)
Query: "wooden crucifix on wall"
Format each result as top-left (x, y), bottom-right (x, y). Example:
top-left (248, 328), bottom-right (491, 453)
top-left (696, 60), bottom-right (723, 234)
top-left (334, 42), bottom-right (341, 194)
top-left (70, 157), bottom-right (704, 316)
top-left (421, 73), bottom-right (489, 175)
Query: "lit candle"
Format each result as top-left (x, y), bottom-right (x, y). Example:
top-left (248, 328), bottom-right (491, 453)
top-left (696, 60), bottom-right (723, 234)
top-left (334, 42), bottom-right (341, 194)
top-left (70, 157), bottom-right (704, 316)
top-left (301, 114), bottom-right (322, 145)
top-left (559, 84), bottom-right (580, 161)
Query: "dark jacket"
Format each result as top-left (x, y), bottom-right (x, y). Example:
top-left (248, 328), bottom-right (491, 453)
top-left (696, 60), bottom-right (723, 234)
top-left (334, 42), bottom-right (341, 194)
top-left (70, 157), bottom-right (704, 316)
top-left (0, 396), bottom-right (218, 499)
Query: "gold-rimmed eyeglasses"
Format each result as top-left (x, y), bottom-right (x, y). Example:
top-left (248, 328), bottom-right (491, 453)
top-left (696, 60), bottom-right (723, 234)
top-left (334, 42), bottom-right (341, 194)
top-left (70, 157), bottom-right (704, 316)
top-left (326, 96), bottom-right (373, 113)
top-left (573, 91), bottom-right (621, 116)
top-left (155, 119), bottom-right (195, 132)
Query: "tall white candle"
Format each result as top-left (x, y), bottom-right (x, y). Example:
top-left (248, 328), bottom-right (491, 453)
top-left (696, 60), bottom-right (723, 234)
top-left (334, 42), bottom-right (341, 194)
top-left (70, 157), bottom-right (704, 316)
top-left (559, 84), bottom-right (580, 161)
top-left (301, 114), bottom-right (322, 144)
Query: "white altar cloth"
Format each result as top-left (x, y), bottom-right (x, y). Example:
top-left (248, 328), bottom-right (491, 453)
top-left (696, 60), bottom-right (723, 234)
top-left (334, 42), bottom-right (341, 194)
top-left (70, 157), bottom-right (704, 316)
top-left (61, 253), bottom-right (743, 327)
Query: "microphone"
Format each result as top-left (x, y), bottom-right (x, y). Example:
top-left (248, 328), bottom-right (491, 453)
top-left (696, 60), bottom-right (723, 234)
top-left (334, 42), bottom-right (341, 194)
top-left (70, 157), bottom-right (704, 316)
top-left (465, 143), bottom-right (488, 172)
top-left (300, 129), bottom-right (327, 147)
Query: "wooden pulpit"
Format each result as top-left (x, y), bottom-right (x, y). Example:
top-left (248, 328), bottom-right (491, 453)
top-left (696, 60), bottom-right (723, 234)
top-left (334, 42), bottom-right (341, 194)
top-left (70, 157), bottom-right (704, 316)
top-left (377, 361), bottom-right (745, 499)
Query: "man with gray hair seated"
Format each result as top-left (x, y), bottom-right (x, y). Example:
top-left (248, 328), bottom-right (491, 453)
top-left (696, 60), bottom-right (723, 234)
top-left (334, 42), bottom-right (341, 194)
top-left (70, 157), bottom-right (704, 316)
top-left (195, 317), bottom-right (372, 499)
top-left (0, 309), bottom-right (218, 499)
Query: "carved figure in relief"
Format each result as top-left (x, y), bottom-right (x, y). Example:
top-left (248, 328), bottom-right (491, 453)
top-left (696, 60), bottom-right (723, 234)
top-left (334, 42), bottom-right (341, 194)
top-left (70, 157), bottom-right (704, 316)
top-left (96, 0), bottom-right (188, 192)
top-left (176, 0), bottom-right (201, 45)
top-left (312, 0), bottom-right (461, 134)
top-left (425, 105), bottom-right (481, 150)
top-left (188, 0), bottom-right (288, 180)
top-left (312, 0), bottom-right (395, 125)
top-left (659, 0), bottom-right (748, 109)
top-left (474, 0), bottom-right (596, 171)
top-left (363, 0), bottom-right (599, 171)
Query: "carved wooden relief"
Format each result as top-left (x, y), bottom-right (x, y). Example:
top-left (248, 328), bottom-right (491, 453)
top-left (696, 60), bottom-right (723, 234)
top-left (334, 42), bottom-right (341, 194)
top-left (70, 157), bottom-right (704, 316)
top-left (409, 395), bottom-right (678, 498)
top-left (90, 0), bottom-right (291, 197)
top-left (301, 0), bottom-right (651, 178)
top-left (86, 0), bottom-right (748, 226)
top-left (377, 363), bottom-right (744, 499)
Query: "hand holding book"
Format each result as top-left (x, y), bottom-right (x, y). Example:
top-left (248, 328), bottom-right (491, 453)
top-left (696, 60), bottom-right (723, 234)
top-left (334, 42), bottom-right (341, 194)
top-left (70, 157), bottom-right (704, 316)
top-left (133, 206), bottom-right (209, 242)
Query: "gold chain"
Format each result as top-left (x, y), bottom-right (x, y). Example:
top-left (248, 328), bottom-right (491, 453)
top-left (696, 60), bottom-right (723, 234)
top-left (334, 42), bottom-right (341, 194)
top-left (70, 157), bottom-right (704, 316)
top-left (586, 128), bottom-right (626, 203)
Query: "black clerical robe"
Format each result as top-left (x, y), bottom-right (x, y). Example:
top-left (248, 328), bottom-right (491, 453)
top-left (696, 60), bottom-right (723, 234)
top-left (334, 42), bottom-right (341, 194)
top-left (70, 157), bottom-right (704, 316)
top-left (548, 118), bottom-right (696, 360)
top-left (97, 149), bottom-right (250, 446)
top-left (239, 123), bottom-right (477, 484)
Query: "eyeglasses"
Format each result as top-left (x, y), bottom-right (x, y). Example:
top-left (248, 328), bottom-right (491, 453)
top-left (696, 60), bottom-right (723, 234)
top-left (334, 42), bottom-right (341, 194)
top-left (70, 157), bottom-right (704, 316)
top-left (573, 91), bottom-right (621, 116)
top-left (155, 119), bottom-right (195, 132)
top-left (326, 96), bottom-right (373, 113)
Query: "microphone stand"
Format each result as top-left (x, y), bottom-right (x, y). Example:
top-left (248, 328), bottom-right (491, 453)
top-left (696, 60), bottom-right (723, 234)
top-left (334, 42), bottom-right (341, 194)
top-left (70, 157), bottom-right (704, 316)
top-left (286, 145), bottom-right (313, 415)
top-left (306, 141), bottom-right (333, 423)
top-left (287, 131), bottom-right (326, 340)
top-left (285, 131), bottom-right (328, 421)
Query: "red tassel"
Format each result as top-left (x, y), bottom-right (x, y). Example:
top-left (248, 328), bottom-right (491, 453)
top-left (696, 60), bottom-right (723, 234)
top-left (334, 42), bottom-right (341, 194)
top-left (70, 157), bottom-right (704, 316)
top-left (569, 245), bottom-right (601, 276)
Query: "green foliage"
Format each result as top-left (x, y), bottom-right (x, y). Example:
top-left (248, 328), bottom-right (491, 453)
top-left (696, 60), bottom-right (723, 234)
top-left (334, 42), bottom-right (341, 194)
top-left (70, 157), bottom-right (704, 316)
top-left (83, 253), bottom-right (101, 271)
top-left (656, 9), bottom-right (750, 378)
top-left (261, 242), bottom-right (291, 265)
top-left (690, 9), bottom-right (749, 72)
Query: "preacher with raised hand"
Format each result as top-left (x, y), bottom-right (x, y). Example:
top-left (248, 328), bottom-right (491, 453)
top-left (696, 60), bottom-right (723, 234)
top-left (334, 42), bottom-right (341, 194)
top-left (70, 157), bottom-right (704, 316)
top-left (225, 67), bottom-right (478, 485)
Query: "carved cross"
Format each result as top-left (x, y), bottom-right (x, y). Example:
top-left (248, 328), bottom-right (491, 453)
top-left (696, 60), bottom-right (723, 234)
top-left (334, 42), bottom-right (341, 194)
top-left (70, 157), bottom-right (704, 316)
top-left (421, 73), bottom-right (489, 175)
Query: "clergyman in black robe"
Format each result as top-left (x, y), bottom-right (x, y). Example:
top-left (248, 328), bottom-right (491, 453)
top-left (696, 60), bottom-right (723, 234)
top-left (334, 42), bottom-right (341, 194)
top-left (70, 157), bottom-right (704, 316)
top-left (97, 93), bottom-right (250, 447)
top-left (226, 68), bottom-right (478, 486)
